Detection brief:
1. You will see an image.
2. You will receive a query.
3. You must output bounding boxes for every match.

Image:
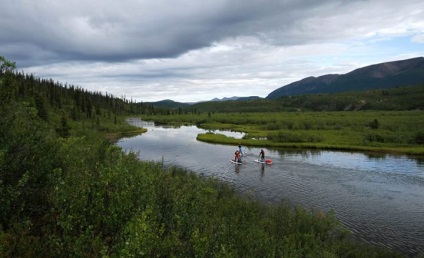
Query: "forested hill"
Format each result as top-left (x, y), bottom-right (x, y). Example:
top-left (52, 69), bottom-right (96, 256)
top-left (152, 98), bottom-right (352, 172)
top-left (0, 68), bottom-right (169, 121)
top-left (188, 84), bottom-right (424, 113)
top-left (266, 57), bottom-right (424, 99)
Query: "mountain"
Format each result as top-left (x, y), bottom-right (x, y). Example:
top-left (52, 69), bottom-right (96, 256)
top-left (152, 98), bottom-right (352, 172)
top-left (210, 96), bottom-right (261, 102)
top-left (236, 96), bottom-right (262, 101)
top-left (146, 99), bottom-right (190, 108)
top-left (266, 57), bottom-right (424, 99)
top-left (148, 96), bottom-right (262, 107)
top-left (211, 96), bottom-right (239, 101)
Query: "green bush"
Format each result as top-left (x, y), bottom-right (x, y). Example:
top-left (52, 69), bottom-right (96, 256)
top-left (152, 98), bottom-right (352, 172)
top-left (413, 131), bottom-right (424, 145)
top-left (268, 131), bottom-right (325, 143)
top-left (369, 118), bottom-right (380, 129)
top-left (365, 131), bottom-right (405, 144)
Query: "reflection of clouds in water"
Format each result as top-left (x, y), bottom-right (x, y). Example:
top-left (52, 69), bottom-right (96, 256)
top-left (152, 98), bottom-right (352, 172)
top-left (128, 118), bottom-right (245, 140)
top-left (278, 150), bottom-right (423, 177)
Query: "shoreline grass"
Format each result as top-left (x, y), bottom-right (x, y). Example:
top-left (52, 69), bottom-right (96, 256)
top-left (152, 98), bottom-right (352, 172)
top-left (106, 127), bottom-right (148, 143)
top-left (145, 111), bottom-right (424, 156)
top-left (197, 132), bottom-right (424, 156)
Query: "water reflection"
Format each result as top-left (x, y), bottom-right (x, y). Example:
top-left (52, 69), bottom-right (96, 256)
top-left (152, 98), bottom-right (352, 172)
top-left (118, 119), bottom-right (424, 256)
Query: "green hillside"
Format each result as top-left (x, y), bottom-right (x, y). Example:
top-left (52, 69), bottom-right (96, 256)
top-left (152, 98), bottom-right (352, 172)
top-left (266, 57), bottom-right (424, 98)
top-left (185, 84), bottom-right (424, 113)
top-left (277, 84), bottom-right (424, 111)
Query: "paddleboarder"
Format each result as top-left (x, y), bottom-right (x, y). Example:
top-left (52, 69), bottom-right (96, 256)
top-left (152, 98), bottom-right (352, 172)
top-left (238, 143), bottom-right (244, 156)
top-left (235, 149), bottom-right (241, 163)
top-left (259, 149), bottom-right (265, 162)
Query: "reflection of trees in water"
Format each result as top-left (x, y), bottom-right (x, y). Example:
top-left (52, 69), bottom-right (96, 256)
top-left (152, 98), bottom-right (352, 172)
top-left (365, 152), bottom-right (424, 166)
top-left (363, 152), bottom-right (387, 160)
top-left (127, 118), bottom-right (156, 128)
top-left (274, 148), bottom-right (323, 158)
top-left (274, 147), bottom-right (424, 167)
top-left (416, 157), bottom-right (424, 166)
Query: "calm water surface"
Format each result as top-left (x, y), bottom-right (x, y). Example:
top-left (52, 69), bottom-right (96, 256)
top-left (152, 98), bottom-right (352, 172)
top-left (117, 119), bottom-right (424, 256)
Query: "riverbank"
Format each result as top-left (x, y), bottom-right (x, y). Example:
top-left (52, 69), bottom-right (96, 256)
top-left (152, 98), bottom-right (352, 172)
top-left (119, 118), bottom-right (423, 256)
top-left (105, 127), bottom-right (147, 143)
top-left (144, 111), bottom-right (424, 156)
top-left (196, 131), bottom-right (424, 156)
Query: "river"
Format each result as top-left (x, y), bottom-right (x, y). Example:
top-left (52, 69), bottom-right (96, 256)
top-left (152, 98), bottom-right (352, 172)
top-left (117, 118), bottom-right (424, 256)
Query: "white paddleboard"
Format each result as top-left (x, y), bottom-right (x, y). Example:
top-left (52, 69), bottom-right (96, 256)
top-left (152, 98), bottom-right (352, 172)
top-left (230, 159), bottom-right (243, 165)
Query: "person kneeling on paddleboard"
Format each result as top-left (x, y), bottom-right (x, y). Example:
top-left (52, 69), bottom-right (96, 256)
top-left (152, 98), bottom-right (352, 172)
top-left (235, 149), bottom-right (241, 163)
top-left (259, 149), bottom-right (265, 162)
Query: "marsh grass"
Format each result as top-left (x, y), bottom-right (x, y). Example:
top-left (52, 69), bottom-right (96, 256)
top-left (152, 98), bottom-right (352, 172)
top-left (150, 111), bottom-right (424, 155)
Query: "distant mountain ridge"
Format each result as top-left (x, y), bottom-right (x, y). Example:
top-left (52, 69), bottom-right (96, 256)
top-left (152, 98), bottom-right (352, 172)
top-left (145, 99), bottom-right (190, 109)
top-left (211, 97), bottom-right (239, 101)
top-left (211, 96), bottom-right (261, 102)
top-left (266, 57), bottom-right (424, 99)
top-left (147, 96), bottom-right (261, 107)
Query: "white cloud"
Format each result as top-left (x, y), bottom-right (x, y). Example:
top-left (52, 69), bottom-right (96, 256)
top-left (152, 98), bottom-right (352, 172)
top-left (412, 34), bottom-right (424, 43)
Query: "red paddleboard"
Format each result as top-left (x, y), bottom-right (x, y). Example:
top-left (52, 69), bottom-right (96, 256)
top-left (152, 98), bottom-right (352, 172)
top-left (254, 159), bottom-right (272, 164)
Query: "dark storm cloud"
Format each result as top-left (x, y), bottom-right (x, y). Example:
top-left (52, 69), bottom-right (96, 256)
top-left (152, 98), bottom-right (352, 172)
top-left (1, 0), bottom-right (368, 66)
top-left (1, 0), bottom-right (423, 102)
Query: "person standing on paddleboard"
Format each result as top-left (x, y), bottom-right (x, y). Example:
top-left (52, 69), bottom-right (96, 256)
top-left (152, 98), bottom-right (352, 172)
top-left (259, 149), bottom-right (265, 162)
top-left (238, 144), bottom-right (244, 156)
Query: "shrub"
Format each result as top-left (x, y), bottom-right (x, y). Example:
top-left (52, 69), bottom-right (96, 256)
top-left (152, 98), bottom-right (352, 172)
top-left (413, 131), bottom-right (424, 145)
top-left (365, 132), bottom-right (405, 144)
top-left (268, 131), bottom-right (324, 143)
top-left (369, 118), bottom-right (380, 129)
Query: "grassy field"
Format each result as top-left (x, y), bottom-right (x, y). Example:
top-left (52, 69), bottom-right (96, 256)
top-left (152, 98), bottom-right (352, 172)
top-left (145, 110), bottom-right (424, 155)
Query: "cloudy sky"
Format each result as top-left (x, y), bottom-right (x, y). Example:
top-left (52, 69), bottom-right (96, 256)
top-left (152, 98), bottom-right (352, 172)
top-left (1, 0), bottom-right (423, 102)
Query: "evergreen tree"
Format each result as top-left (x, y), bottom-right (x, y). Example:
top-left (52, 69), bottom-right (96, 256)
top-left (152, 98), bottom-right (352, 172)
top-left (34, 94), bottom-right (49, 122)
top-left (0, 56), bottom-right (16, 107)
top-left (56, 113), bottom-right (70, 138)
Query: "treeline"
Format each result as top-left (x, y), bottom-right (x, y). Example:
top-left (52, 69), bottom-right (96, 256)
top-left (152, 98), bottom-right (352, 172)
top-left (276, 84), bottom-right (424, 111)
top-left (9, 71), bottom-right (161, 118)
top-left (181, 84), bottom-right (424, 113)
top-left (0, 56), bottom-right (406, 257)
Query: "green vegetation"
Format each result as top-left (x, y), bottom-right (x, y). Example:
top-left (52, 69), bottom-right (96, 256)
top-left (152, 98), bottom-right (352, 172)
top-left (146, 111), bottom-right (424, 155)
top-left (145, 85), bottom-right (424, 155)
top-left (0, 56), bottom-right (409, 256)
top-left (184, 84), bottom-right (424, 113)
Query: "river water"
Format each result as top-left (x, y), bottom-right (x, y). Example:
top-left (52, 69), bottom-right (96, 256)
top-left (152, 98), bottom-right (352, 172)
top-left (117, 119), bottom-right (424, 256)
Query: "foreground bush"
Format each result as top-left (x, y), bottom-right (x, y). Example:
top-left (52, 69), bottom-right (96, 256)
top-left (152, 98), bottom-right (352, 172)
top-left (1, 137), bottom-right (403, 257)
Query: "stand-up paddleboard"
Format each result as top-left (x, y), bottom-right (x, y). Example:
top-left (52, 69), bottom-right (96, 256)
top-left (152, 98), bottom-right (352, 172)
top-left (254, 159), bottom-right (272, 164)
top-left (230, 159), bottom-right (243, 165)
